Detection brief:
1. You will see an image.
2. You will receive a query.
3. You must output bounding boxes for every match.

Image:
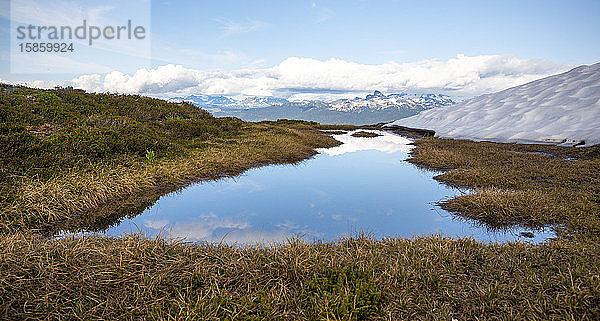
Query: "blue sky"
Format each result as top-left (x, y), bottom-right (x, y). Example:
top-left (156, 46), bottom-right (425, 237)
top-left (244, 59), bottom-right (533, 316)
top-left (150, 0), bottom-right (600, 69)
top-left (0, 0), bottom-right (599, 98)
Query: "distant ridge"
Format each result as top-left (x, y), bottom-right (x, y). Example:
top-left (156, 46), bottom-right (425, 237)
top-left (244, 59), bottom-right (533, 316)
top-left (171, 91), bottom-right (454, 111)
top-left (173, 91), bottom-right (455, 125)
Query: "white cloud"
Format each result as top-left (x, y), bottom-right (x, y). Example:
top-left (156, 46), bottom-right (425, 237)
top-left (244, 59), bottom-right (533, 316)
top-left (10, 0), bottom-right (87, 26)
top-left (2, 77), bottom-right (65, 90)
top-left (315, 8), bottom-right (334, 23)
top-left (41, 54), bottom-right (570, 99)
top-left (9, 0), bottom-right (147, 27)
top-left (215, 18), bottom-right (266, 34)
top-left (310, 2), bottom-right (334, 23)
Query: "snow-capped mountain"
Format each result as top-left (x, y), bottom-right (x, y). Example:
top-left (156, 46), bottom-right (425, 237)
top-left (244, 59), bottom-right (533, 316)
top-left (388, 63), bottom-right (600, 146)
top-left (169, 94), bottom-right (238, 108)
top-left (328, 91), bottom-right (454, 112)
top-left (169, 94), bottom-right (289, 109)
top-left (172, 91), bottom-right (454, 112)
top-left (235, 96), bottom-right (289, 108)
top-left (173, 91), bottom-right (455, 125)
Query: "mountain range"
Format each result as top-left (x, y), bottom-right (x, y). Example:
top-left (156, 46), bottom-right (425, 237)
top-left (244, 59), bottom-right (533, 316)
top-left (171, 91), bottom-right (455, 125)
top-left (389, 63), bottom-right (600, 146)
top-left (328, 91), bottom-right (454, 112)
top-left (169, 95), bottom-right (289, 109)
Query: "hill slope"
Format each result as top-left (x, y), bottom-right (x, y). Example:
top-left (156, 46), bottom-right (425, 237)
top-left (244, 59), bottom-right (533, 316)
top-left (389, 63), bottom-right (600, 146)
top-left (0, 84), bottom-right (242, 181)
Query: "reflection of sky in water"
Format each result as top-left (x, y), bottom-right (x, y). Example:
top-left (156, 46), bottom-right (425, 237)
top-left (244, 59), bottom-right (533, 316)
top-left (102, 130), bottom-right (554, 245)
top-left (317, 130), bottom-right (413, 156)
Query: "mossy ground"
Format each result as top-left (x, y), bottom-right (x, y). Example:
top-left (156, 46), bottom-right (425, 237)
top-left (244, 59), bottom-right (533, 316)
top-left (1, 234), bottom-right (598, 320)
top-left (407, 138), bottom-right (600, 240)
top-left (350, 131), bottom-right (383, 138)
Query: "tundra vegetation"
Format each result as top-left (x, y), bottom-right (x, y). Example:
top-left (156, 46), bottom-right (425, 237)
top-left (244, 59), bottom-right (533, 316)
top-left (0, 84), bottom-right (598, 320)
top-left (350, 131), bottom-right (383, 138)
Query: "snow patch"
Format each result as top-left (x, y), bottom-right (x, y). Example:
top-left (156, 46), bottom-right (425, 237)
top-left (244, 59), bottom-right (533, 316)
top-left (388, 63), bottom-right (600, 146)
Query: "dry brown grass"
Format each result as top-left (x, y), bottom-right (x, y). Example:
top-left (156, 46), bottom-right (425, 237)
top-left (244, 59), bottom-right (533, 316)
top-left (1, 122), bottom-right (339, 233)
top-left (351, 131), bottom-right (383, 138)
top-left (408, 138), bottom-right (600, 239)
top-left (1, 233), bottom-right (598, 320)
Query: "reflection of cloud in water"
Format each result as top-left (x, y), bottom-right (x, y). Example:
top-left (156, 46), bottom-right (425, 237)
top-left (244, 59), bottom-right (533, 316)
top-left (142, 214), bottom-right (296, 245)
top-left (331, 214), bottom-right (358, 223)
top-left (213, 229), bottom-right (291, 245)
top-left (143, 219), bottom-right (170, 230)
top-left (317, 130), bottom-right (413, 156)
top-left (275, 220), bottom-right (303, 230)
top-left (201, 178), bottom-right (265, 193)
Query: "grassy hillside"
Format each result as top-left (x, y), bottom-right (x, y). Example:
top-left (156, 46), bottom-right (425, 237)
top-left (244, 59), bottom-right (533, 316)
top-left (0, 84), bottom-right (241, 181)
top-left (0, 84), bottom-right (339, 233)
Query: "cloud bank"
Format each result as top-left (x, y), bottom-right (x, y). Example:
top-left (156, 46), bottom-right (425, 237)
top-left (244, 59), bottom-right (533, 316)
top-left (61, 54), bottom-right (570, 99)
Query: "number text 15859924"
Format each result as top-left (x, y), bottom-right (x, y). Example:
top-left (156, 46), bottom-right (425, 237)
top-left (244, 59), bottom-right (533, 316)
top-left (18, 43), bottom-right (74, 53)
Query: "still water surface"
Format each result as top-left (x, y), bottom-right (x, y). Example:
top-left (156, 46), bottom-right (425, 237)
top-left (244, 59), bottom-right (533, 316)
top-left (95, 130), bottom-right (552, 244)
